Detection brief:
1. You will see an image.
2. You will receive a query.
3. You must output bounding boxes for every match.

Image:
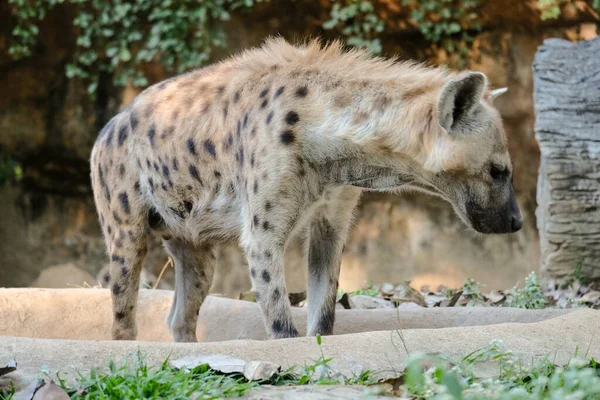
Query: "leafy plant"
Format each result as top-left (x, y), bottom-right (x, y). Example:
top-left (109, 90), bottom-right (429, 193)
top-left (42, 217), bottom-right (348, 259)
top-left (508, 272), bottom-right (548, 310)
top-left (401, 0), bottom-right (481, 66)
top-left (0, 146), bottom-right (23, 187)
top-left (322, 0), bottom-right (384, 54)
top-left (537, 0), bottom-right (600, 20)
top-left (7, 0), bottom-right (264, 95)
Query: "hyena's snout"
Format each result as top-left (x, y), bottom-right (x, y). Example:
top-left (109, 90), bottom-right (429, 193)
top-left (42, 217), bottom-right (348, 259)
top-left (467, 187), bottom-right (523, 234)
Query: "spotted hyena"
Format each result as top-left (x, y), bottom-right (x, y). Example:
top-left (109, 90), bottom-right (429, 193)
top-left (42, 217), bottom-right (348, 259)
top-left (91, 38), bottom-right (522, 342)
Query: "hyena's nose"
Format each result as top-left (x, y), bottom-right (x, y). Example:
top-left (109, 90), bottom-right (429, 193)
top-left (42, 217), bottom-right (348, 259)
top-left (510, 214), bottom-right (523, 232)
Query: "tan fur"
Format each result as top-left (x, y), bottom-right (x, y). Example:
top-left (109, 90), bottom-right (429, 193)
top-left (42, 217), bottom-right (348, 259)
top-left (90, 37), bottom-right (520, 342)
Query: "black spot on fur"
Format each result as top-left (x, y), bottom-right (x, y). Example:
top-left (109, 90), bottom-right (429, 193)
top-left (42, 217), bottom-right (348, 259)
top-left (263, 221), bottom-right (270, 230)
top-left (272, 288), bottom-right (280, 302)
top-left (134, 181), bottom-right (141, 193)
top-left (316, 313), bottom-right (335, 336)
top-left (250, 153), bottom-right (255, 168)
top-left (234, 91), bottom-right (240, 103)
top-left (111, 254), bottom-right (125, 264)
top-left (265, 250), bottom-right (272, 259)
top-left (162, 164), bottom-right (170, 178)
top-left (161, 183), bottom-right (168, 191)
top-left (183, 200), bottom-right (193, 213)
top-left (265, 201), bottom-right (272, 212)
top-left (105, 124), bottom-right (115, 147)
top-left (243, 113), bottom-right (249, 128)
top-left (251, 268), bottom-right (256, 278)
top-left (148, 208), bottom-right (164, 230)
top-left (147, 124), bottom-right (156, 147)
top-left (216, 85), bottom-right (225, 94)
top-left (162, 125), bottom-right (175, 138)
top-left (214, 170), bottom-right (221, 179)
top-left (153, 162), bottom-right (159, 172)
top-left (117, 124), bottom-right (128, 146)
top-left (236, 120), bottom-right (242, 138)
top-left (259, 88), bottom-right (269, 98)
top-left (120, 265), bottom-right (128, 276)
top-left (130, 112), bottom-right (139, 132)
top-left (280, 130), bottom-right (295, 145)
top-left (118, 192), bottom-right (131, 214)
top-left (238, 149), bottom-right (244, 165)
top-left (148, 178), bottom-right (155, 191)
top-left (261, 270), bottom-right (271, 283)
top-left (107, 225), bottom-right (112, 234)
top-left (253, 215), bottom-right (260, 226)
top-left (112, 283), bottom-right (122, 296)
top-left (204, 140), bottom-right (216, 158)
top-left (261, 99), bottom-right (268, 109)
top-left (189, 165), bottom-right (203, 184)
top-left (173, 158), bottom-right (179, 171)
top-left (266, 111), bottom-right (274, 125)
top-left (187, 138), bottom-right (197, 155)
top-left (253, 181), bottom-right (258, 194)
top-left (119, 164), bottom-right (126, 177)
top-left (272, 320), bottom-right (298, 337)
top-left (295, 86), bottom-right (308, 98)
top-left (274, 86), bottom-right (285, 98)
top-left (227, 134), bottom-right (233, 147)
top-left (113, 211), bottom-right (122, 224)
top-left (169, 206), bottom-right (185, 219)
top-left (285, 111), bottom-right (299, 125)
top-left (115, 311), bottom-right (126, 320)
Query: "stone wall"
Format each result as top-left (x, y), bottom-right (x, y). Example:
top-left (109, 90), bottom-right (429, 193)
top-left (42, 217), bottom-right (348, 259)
top-left (1, 1), bottom-right (597, 295)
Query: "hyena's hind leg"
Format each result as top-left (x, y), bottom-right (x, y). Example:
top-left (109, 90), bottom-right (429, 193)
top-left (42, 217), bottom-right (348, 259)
top-left (307, 187), bottom-right (361, 336)
top-left (96, 191), bottom-right (149, 340)
top-left (164, 239), bottom-right (216, 342)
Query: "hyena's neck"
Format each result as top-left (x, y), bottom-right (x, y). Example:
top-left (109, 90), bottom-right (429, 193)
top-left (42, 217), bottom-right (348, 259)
top-left (303, 81), bottom-right (437, 191)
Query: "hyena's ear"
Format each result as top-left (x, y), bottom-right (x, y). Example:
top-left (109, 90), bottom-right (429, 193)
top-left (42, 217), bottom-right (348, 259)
top-left (436, 72), bottom-right (487, 132)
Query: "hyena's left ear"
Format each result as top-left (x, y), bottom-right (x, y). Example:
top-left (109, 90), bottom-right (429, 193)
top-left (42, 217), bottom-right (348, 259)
top-left (436, 72), bottom-right (487, 132)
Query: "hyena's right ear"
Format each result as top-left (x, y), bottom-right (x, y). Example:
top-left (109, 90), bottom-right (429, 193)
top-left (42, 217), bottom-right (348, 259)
top-left (436, 72), bottom-right (487, 132)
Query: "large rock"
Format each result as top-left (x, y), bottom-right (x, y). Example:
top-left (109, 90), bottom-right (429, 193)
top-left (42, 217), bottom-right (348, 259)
top-left (533, 37), bottom-right (600, 282)
top-left (1, 307), bottom-right (598, 383)
top-left (0, 288), bottom-right (574, 342)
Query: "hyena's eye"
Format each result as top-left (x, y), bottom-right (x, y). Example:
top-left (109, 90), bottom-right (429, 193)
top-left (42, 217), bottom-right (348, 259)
top-left (490, 164), bottom-right (509, 181)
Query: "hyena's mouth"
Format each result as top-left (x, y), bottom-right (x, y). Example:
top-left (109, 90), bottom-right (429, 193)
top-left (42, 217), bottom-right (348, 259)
top-left (465, 195), bottom-right (523, 234)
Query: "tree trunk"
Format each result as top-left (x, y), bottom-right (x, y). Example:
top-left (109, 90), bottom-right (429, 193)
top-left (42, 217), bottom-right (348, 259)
top-left (533, 36), bottom-right (600, 283)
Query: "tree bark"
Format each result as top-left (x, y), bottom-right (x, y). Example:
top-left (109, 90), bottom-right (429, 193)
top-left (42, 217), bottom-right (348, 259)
top-left (533, 36), bottom-right (600, 282)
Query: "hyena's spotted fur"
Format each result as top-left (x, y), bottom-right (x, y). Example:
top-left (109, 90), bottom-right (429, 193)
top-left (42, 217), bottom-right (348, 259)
top-left (91, 38), bottom-right (521, 342)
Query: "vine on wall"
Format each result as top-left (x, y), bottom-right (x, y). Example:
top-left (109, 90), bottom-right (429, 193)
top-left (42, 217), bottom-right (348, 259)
top-left (8, 0), bottom-right (264, 95)
top-left (6, 0), bottom-right (600, 96)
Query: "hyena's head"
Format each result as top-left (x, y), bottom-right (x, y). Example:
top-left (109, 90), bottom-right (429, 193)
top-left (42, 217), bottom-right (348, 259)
top-left (419, 71), bottom-right (522, 234)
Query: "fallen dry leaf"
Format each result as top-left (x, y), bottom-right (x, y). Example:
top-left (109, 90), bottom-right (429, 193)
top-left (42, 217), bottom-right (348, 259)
top-left (170, 353), bottom-right (280, 381)
top-left (0, 359), bottom-right (17, 377)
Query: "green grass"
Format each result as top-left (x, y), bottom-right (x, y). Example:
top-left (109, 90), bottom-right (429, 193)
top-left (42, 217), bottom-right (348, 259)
top-left (2, 339), bottom-right (599, 400)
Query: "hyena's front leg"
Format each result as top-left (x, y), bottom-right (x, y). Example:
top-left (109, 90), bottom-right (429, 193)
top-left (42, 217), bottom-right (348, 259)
top-left (164, 239), bottom-right (216, 342)
top-left (245, 237), bottom-right (299, 339)
top-left (307, 187), bottom-right (360, 336)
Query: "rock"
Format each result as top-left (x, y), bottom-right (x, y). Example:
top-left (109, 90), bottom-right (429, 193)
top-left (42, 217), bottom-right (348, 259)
top-left (0, 288), bottom-right (577, 342)
top-left (31, 382), bottom-right (69, 400)
top-left (534, 36), bottom-right (600, 283)
top-left (30, 264), bottom-right (96, 289)
top-left (348, 295), bottom-right (394, 310)
top-left (1, 308), bottom-right (599, 385)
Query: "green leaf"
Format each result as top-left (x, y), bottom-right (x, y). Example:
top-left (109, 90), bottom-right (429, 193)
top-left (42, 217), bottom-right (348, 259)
top-left (119, 47), bottom-right (132, 62)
